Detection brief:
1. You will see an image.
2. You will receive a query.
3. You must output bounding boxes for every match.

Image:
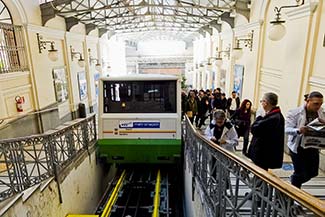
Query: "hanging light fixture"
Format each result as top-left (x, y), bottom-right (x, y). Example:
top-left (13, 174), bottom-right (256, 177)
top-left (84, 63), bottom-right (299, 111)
top-left (70, 46), bottom-right (85, 67)
top-left (268, 0), bottom-right (305, 41)
top-left (37, 33), bottom-right (59, 62)
top-left (232, 30), bottom-right (254, 59)
top-left (88, 48), bottom-right (102, 72)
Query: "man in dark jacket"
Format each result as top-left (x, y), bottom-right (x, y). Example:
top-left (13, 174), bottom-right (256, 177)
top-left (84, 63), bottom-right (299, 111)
top-left (227, 91), bottom-right (240, 117)
top-left (195, 90), bottom-right (209, 129)
top-left (248, 92), bottom-right (285, 170)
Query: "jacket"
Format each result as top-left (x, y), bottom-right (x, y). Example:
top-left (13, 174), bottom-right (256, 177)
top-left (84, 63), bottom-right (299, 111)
top-left (285, 105), bottom-right (325, 153)
top-left (248, 107), bottom-right (285, 169)
top-left (205, 120), bottom-right (238, 152)
top-left (227, 97), bottom-right (240, 111)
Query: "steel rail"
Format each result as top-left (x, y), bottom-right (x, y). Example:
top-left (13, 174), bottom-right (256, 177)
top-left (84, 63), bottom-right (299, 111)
top-left (121, 188), bottom-right (133, 217)
top-left (101, 170), bottom-right (126, 217)
top-left (152, 170), bottom-right (161, 217)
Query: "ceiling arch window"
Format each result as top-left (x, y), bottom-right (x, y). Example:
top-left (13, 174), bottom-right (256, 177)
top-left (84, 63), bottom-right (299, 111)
top-left (0, 0), bottom-right (28, 74)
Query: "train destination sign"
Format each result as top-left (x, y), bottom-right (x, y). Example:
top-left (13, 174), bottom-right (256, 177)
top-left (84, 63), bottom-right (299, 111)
top-left (119, 121), bottom-right (160, 129)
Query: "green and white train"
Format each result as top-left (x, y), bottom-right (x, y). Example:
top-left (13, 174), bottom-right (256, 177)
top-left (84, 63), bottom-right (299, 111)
top-left (97, 74), bottom-right (182, 164)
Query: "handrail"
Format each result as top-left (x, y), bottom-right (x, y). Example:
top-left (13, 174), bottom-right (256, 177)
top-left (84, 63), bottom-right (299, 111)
top-left (184, 115), bottom-right (325, 216)
top-left (0, 114), bottom-right (97, 202)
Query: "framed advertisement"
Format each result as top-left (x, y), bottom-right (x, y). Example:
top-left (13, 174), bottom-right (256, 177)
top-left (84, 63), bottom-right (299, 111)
top-left (220, 69), bottom-right (226, 91)
top-left (77, 71), bottom-right (88, 100)
top-left (233, 64), bottom-right (244, 97)
top-left (94, 73), bottom-right (100, 98)
top-left (52, 67), bottom-right (69, 103)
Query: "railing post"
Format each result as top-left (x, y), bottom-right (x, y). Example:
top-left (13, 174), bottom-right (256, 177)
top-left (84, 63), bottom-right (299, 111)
top-left (47, 135), bottom-right (63, 203)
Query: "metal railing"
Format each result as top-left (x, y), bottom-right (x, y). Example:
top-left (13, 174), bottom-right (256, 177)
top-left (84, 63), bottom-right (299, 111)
top-left (0, 114), bottom-right (96, 202)
top-left (183, 117), bottom-right (325, 216)
top-left (0, 23), bottom-right (28, 74)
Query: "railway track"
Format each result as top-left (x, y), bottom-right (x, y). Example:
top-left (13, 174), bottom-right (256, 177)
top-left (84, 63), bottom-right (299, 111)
top-left (95, 166), bottom-right (182, 217)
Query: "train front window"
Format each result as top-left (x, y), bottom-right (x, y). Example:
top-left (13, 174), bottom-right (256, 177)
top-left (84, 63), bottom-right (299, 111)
top-left (103, 80), bottom-right (176, 113)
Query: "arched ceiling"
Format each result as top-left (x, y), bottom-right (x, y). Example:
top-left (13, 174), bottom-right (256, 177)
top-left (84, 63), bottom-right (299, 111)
top-left (40, 0), bottom-right (251, 41)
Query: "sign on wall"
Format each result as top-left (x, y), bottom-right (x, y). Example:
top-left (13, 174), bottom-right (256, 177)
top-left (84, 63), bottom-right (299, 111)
top-left (233, 64), bottom-right (244, 97)
top-left (77, 71), bottom-right (87, 100)
top-left (52, 67), bottom-right (69, 103)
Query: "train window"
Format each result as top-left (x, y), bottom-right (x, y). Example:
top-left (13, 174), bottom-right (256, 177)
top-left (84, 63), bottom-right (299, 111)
top-left (103, 80), bottom-right (176, 113)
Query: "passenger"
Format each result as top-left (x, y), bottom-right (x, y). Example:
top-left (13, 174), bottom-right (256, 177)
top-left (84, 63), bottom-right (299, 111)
top-left (227, 91), bottom-right (240, 117)
top-left (220, 93), bottom-right (228, 112)
top-left (213, 88), bottom-right (223, 110)
top-left (195, 90), bottom-right (209, 129)
top-left (285, 91), bottom-right (325, 189)
top-left (205, 109), bottom-right (238, 152)
top-left (248, 92), bottom-right (285, 170)
top-left (181, 91), bottom-right (187, 119)
top-left (230, 99), bottom-right (252, 156)
top-left (185, 90), bottom-right (198, 124)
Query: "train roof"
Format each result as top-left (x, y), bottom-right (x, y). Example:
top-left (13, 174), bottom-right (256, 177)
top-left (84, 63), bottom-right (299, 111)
top-left (100, 74), bottom-right (179, 81)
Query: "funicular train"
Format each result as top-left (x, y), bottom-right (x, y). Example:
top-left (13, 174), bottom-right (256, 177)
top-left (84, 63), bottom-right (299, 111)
top-left (97, 74), bottom-right (182, 164)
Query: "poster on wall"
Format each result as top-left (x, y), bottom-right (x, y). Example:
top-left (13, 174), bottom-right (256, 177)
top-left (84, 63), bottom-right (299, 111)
top-left (94, 73), bottom-right (100, 98)
top-left (52, 67), bottom-right (69, 103)
top-left (77, 71), bottom-right (88, 100)
top-left (220, 69), bottom-right (226, 92)
top-left (233, 64), bottom-right (244, 98)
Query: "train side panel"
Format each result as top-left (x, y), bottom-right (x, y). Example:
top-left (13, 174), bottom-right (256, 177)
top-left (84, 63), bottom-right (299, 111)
top-left (97, 75), bottom-right (181, 164)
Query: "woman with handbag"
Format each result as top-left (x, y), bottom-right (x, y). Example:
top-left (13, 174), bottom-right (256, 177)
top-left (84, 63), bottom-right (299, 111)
top-left (230, 99), bottom-right (252, 156)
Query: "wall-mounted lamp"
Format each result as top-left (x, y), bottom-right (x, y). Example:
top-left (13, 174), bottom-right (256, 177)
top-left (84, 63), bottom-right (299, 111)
top-left (268, 0), bottom-right (304, 41)
top-left (88, 49), bottom-right (101, 71)
top-left (101, 58), bottom-right (111, 70)
top-left (232, 30), bottom-right (254, 59)
top-left (208, 47), bottom-right (231, 67)
top-left (70, 46), bottom-right (85, 68)
top-left (37, 33), bottom-right (58, 62)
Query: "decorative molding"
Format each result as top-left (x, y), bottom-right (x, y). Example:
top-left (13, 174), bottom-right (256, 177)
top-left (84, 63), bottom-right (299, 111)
top-left (260, 67), bottom-right (282, 79)
top-left (233, 21), bottom-right (261, 35)
top-left (220, 29), bottom-right (233, 40)
top-left (12, 0), bottom-right (28, 24)
top-left (309, 76), bottom-right (325, 88)
top-left (2, 84), bottom-right (32, 94)
top-left (65, 31), bottom-right (86, 41)
top-left (0, 71), bottom-right (30, 82)
top-left (26, 24), bottom-right (65, 39)
top-left (286, 3), bottom-right (315, 20)
top-left (259, 81), bottom-right (280, 92)
top-left (86, 35), bottom-right (99, 44)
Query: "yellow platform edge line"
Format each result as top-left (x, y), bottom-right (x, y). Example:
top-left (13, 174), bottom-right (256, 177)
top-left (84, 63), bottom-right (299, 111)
top-left (101, 170), bottom-right (126, 217)
top-left (152, 170), bottom-right (161, 217)
top-left (66, 215), bottom-right (99, 217)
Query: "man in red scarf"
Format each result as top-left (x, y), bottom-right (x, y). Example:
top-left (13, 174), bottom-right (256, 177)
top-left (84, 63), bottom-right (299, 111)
top-left (248, 92), bottom-right (285, 170)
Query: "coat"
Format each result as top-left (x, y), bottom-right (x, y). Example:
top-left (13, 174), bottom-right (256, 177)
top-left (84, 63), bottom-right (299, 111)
top-left (205, 120), bottom-right (238, 152)
top-left (285, 105), bottom-right (325, 153)
top-left (227, 97), bottom-right (240, 111)
top-left (248, 107), bottom-right (285, 169)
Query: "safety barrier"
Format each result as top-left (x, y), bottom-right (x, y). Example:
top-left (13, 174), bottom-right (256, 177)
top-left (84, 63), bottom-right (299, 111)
top-left (0, 114), bottom-right (96, 202)
top-left (183, 116), bottom-right (325, 216)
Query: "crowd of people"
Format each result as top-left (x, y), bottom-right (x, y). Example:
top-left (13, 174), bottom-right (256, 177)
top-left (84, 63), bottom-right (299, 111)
top-left (182, 88), bottom-right (325, 191)
top-left (181, 88), bottom-right (251, 155)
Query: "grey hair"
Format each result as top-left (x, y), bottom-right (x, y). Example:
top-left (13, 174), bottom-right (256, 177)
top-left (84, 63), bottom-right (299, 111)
top-left (264, 92), bottom-right (278, 106)
top-left (214, 109), bottom-right (226, 120)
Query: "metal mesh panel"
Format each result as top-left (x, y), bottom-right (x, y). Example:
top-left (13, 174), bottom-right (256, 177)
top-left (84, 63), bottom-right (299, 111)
top-left (0, 114), bottom-right (96, 201)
